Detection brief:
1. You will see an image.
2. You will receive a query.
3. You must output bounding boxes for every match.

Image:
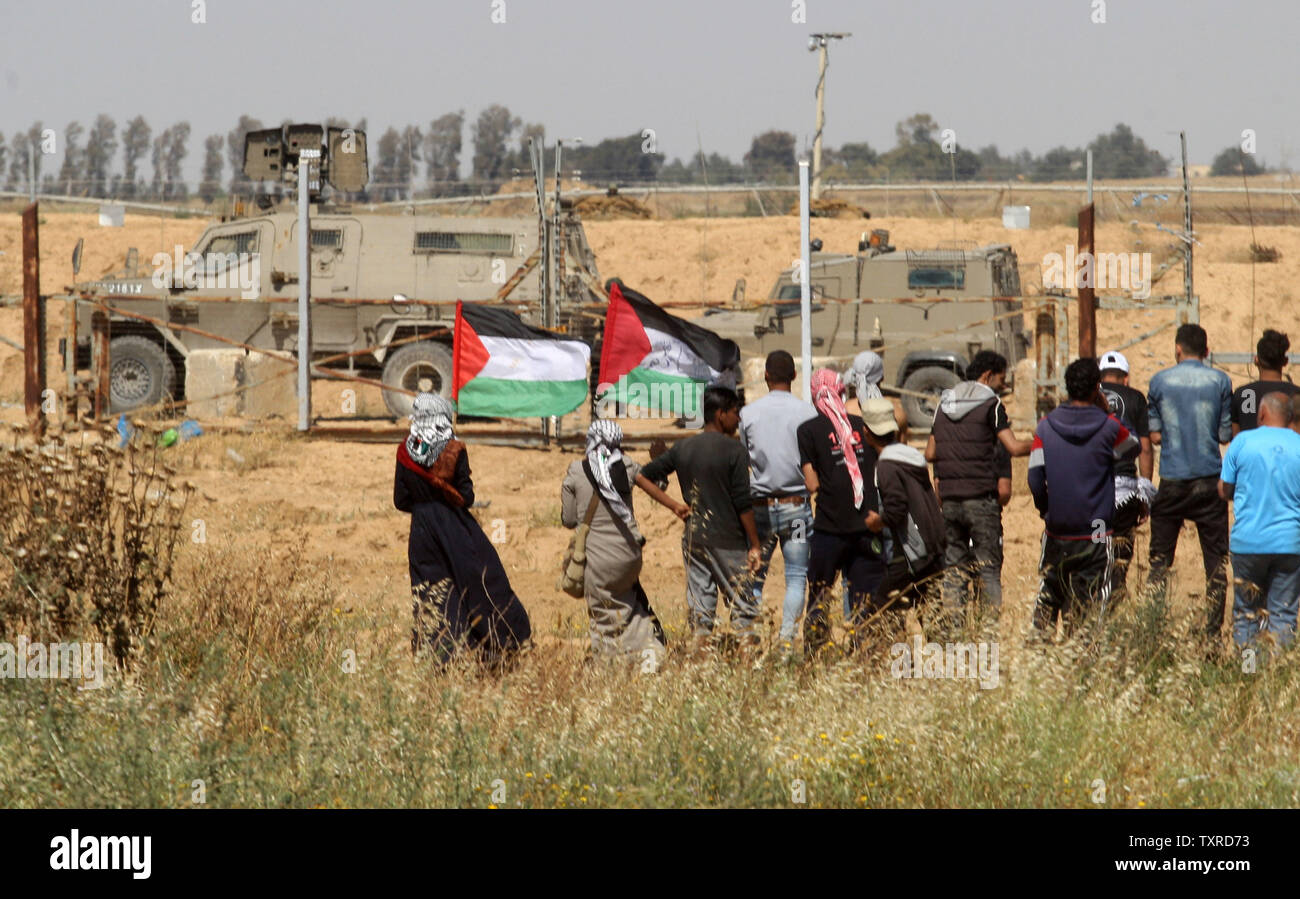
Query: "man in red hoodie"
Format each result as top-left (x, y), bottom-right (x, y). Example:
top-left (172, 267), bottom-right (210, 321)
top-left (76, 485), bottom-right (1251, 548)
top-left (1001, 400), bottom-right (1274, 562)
top-left (1028, 359), bottom-right (1140, 637)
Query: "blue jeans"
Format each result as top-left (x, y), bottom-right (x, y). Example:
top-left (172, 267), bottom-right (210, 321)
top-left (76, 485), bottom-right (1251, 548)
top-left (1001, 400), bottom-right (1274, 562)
top-left (1230, 552), bottom-right (1300, 648)
top-left (752, 499), bottom-right (813, 640)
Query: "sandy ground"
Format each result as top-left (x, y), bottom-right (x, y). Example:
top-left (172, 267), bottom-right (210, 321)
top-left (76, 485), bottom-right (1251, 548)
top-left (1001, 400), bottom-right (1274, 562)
top-left (1, 208), bottom-right (1293, 646)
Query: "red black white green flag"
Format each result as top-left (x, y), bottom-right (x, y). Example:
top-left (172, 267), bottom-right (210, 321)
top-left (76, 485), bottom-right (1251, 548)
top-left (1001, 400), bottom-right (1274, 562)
top-left (452, 302), bottom-right (591, 418)
top-left (597, 282), bottom-right (740, 415)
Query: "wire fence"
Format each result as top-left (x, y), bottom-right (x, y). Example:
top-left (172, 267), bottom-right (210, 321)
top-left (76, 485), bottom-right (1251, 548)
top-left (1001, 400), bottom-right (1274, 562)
top-left (4, 176), bottom-right (1298, 226)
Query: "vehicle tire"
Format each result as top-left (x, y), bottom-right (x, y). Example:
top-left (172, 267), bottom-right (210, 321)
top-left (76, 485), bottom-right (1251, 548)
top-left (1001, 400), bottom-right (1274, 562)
top-left (381, 341), bottom-right (454, 418)
top-left (109, 335), bottom-right (176, 413)
top-left (900, 365), bottom-right (959, 429)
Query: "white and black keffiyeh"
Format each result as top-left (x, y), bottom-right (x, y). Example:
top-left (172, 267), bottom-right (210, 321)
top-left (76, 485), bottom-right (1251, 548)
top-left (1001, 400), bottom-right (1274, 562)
top-left (848, 351), bottom-right (885, 400)
top-left (407, 392), bottom-right (456, 468)
top-left (1115, 475), bottom-right (1157, 510)
top-left (585, 419), bottom-right (635, 528)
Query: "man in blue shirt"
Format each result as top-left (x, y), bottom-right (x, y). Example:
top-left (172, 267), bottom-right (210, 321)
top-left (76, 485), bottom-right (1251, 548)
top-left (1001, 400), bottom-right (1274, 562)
top-left (1146, 324), bottom-right (1234, 644)
top-left (739, 351), bottom-right (818, 644)
top-left (1218, 392), bottom-right (1300, 649)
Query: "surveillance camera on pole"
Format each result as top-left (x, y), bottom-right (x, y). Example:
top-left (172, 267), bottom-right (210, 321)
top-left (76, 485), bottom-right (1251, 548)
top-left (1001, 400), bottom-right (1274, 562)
top-left (807, 32), bottom-right (850, 202)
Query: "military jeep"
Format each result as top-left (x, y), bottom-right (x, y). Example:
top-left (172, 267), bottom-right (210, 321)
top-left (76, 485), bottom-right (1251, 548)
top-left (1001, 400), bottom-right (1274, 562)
top-left (70, 205), bottom-right (603, 417)
top-left (698, 232), bottom-right (1032, 428)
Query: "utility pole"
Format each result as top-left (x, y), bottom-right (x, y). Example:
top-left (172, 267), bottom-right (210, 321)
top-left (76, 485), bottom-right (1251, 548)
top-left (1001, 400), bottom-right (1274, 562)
top-left (1180, 131), bottom-right (1195, 321)
top-left (808, 32), bottom-right (850, 201)
top-left (798, 160), bottom-right (813, 400)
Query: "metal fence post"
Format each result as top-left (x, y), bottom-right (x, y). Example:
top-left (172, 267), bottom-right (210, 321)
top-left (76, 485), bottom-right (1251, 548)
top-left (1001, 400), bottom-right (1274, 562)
top-left (798, 160), bottom-right (812, 402)
top-left (297, 153), bottom-right (313, 432)
top-left (22, 203), bottom-right (45, 438)
top-left (91, 310), bottom-right (110, 421)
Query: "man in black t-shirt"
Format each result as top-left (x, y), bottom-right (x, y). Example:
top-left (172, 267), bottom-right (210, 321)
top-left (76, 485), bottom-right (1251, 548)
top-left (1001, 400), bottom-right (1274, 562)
top-left (1099, 350), bottom-right (1155, 605)
top-left (641, 386), bottom-right (763, 643)
top-left (1230, 329), bottom-right (1300, 435)
top-left (797, 369), bottom-right (885, 655)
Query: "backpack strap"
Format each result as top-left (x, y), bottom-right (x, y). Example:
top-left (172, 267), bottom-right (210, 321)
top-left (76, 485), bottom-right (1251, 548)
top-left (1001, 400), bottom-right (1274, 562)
top-left (579, 459), bottom-right (602, 524)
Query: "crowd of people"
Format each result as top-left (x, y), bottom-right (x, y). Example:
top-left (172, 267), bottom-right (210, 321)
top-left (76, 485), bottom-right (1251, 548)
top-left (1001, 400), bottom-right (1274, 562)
top-left (391, 324), bottom-right (1300, 669)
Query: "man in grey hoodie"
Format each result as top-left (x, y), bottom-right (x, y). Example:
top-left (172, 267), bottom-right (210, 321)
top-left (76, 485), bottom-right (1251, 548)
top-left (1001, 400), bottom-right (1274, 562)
top-left (925, 351), bottom-right (1034, 619)
top-left (863, 399), bottom-right (946, 624)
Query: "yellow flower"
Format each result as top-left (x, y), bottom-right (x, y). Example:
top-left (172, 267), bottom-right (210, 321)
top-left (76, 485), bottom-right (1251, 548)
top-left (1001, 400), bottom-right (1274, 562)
top-left (874, 734), bottom-right (885, 741)
top-left (488, 804), bottom-right (498, 809)
top-left (525, 772), bottom-right (534, 778)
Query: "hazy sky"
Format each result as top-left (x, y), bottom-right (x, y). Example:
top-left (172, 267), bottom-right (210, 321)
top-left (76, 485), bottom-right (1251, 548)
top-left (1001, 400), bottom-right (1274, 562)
top-left (5, 0), bottom-right (1298, 182)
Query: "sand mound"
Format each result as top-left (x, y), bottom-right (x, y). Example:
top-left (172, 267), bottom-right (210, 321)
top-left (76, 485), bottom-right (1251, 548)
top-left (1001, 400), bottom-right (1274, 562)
top-left (788, 197), bottom-right (871, 219)
top-left (574, 192), bottom-right (653, 220)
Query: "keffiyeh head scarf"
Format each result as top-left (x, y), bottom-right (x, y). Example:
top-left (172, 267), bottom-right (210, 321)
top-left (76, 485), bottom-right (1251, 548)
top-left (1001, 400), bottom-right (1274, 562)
top-left (848, 351), bottom-right (885, 401)
top-left (406, 392), bottom-right (456, 468)
top-left (585, 419), bottom-right (635, 528)
top-left (811, 368), bottom-right (864, 509)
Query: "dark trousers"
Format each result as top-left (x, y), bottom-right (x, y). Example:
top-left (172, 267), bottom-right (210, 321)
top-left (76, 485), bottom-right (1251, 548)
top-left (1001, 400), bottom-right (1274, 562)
top-left (805, 530), bottom-right (884, 652)
top-left (940, 495), bottom-right (1005, 611)
top-left (1033, 534), bottom-right (1113, 635)
top-left (1110, 499), bottom-right (1144, 606)
top-left (873, 555), bottom-right (943, 617)
top-left (1148, 475), bottom-right (1229, 639)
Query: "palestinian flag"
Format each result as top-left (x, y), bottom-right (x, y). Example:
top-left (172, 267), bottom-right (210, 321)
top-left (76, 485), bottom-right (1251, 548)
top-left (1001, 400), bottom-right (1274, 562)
top-left (598, 282), bottom-right (741, 415)
top-left (452, 302), bottom-right (591, 418)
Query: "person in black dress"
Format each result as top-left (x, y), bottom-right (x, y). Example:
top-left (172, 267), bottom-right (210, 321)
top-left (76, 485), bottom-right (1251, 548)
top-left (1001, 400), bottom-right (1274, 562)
top-left (394, 393), bottom-right (531, 668)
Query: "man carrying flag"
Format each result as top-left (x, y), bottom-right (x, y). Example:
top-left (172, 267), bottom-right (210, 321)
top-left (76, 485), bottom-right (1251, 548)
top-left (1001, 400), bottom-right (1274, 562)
top-left (452, 302), bottom-right (592, 419)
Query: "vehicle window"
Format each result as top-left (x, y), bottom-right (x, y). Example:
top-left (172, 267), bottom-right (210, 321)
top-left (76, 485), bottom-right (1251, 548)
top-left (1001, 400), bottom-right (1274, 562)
top-left (908, 267), bottom-right (965, 290)
top-left (200, 231), bottom-right (259, 271)
top-left (311, 229), bottom-right (343, 249)
top-left (777, 283), bottom-right (831, 301)
top-left (414, 232), bottom-right (513, 254)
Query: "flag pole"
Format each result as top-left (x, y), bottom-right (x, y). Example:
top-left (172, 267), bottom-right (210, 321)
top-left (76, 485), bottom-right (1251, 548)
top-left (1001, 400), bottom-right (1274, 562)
top-left (798, 159), bottom-right (812, 402)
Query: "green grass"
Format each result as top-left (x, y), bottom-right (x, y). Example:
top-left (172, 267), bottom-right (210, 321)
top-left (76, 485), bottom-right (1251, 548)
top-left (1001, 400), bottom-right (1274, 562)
top-left (3, 435), bottom-right (1298, 808)
top-left (3, 536), bottom-right (1299, 808)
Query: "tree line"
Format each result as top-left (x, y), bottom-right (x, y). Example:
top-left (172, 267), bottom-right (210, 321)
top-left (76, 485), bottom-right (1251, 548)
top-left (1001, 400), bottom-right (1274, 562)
top-left (0, 108), bottom-right (1272, 205)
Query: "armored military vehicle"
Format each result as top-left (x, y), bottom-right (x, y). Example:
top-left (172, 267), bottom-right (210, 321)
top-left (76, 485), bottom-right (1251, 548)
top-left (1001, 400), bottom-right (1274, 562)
top-left (697, 231), bottom-right (1032, 428)
top-left (68, 125), bottom-right (603, 417)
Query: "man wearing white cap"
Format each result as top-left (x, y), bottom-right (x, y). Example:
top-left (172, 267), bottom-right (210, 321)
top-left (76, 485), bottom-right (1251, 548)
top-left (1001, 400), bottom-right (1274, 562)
top-left (1099, 351), bottom-right (1156, 605)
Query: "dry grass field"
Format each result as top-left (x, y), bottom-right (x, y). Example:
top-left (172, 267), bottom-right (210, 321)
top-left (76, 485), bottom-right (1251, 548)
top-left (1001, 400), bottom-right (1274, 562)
top-left (1, 207), bottom-right (1299, 807)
